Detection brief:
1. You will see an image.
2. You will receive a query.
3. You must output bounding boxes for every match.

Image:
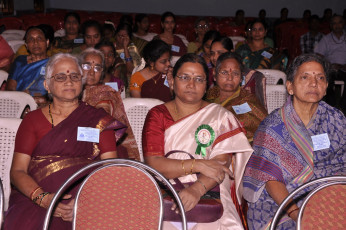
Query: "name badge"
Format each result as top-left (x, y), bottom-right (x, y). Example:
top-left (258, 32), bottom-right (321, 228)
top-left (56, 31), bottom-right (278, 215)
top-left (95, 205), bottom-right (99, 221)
top-left (311, 133), bottom-right (330, 151)
top-left (120, 52), bottom-right (125, 59)
top-left (241, 75), bottom-right (246, 86)
top-left (171, 45), bottom-right (180, 53)
top-left (74, 38), bottom-right (84, 44)
top-left (232, 102), bottom-right (252, 114)
top-left (77, 127), bottom-right (100, 143)
top-left (40, 66), bottom-right (46, 75)
top-left (261, 51), bottom-right (273, 59)
top-left (105, 82), bottom-right (119, 91)
top-left (164, 77), bottom-right (170, 87)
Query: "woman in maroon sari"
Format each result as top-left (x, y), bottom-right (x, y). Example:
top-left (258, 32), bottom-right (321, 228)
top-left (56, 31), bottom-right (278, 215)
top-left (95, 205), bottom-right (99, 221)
top-left (4, 53), bottom-right (126, 229)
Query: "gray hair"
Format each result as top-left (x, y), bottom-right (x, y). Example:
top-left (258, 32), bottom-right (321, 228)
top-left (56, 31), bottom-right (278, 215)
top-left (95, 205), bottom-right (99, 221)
top-left (286, 53), bottom-right (330, 82)
top-left (79, 47), bottom-right (105, 81)
top-left (45, 53), bottom-right (83, 85)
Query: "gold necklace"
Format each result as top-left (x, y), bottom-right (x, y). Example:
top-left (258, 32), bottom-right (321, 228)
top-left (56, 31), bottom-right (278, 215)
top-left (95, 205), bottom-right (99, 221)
top-left (151, 73), bottom-right (161, 84)
top-left (48, 104), bottom-right (54, 128)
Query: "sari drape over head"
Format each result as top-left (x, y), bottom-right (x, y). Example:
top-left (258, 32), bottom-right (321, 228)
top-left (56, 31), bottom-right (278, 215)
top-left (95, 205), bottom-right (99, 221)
top-left (243, 97), bottom-right (346, 230)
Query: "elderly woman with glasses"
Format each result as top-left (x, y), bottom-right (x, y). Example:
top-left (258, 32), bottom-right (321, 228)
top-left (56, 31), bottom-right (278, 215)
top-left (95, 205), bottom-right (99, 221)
top-left (4, 53), bottom-right (126, 230)
top-left (142, 53), bottom-right (252, 229)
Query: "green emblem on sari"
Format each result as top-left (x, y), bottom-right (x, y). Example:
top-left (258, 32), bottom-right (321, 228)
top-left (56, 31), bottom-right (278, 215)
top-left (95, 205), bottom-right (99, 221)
top-left (195, 124), bottom-right (215, 157)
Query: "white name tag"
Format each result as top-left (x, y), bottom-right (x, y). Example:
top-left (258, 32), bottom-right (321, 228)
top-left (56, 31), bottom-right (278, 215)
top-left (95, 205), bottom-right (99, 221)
top-left (120, 52), bottom-right (125, 59)
top-left (171, 45), bottom-right (180, 53)
top-left (311, 133), bottom-right (330, 151)
top-left (77, 127), bottom-right (100, 143)
top-left (40, 66), bottom-right (46, 75)
top-left (105, 82), bottom-right (119, 91)
top-left (74, 38), bottom-right (84, 44)
top-left (232, 102), bottom-right (252, 114)
top-left (261, 51), bottom-right (273, 59)
top-left (164, 77), bottom-right (170, 87)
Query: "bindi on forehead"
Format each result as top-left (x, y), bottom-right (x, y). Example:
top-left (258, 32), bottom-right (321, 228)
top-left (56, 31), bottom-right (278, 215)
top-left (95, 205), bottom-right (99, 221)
top-left (67, 70), bottom-right (70, 73)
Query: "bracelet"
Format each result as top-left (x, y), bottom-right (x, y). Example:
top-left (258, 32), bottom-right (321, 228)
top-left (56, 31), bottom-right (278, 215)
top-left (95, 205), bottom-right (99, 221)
top-left (125, 57), bottom-right (132, 62)
top-left (196, 180), bottom-right (207, 192)
top-left (190, 159), bottom-right (195, 175)
top-left (181, 160), bottom-right (188, 175)
top-left (33, 192), bottom-right (45, 204)
top-left (287, 207), bottom-right (299, 217)
top-left (30, 186), bottom-right (42, 201)
top-left (39, 192), bottom-right (50, 208)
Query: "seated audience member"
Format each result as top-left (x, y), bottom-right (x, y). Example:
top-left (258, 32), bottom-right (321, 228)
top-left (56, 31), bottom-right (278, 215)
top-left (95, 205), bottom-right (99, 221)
top-left (300, 15), bottom-right (323, 54)
top-left (210, 36), bottom-right (267, 107)
top-left (154, 11), bottom-right (187, 57)
top-left (187, 17), bottom-right (209, 54)
top-left (315, 15), bottom-right (346, 111)
top-left (80, 48), bottom-right (140, 161)
top-left (6, 25), bottom-right (50, 106)
top-left (72, 20), bottom-right (102, 54)
top-left (237, 19), bottom-right (287, 70)
top-left (0, 34), bottom-right (14, 72)
top-left (103, 20), bottom-right (116, 43)
top-left (230, 9), bottom-right (246, 27)
top-left (130, 40), bottom-right (172, 102)
top-left (51, 12), bottom-right (83, 54)
top-left (301, 9), bottom-right (312, 23)
top-left (236, 21), bottom-right (273, 50)
top-left (143, 53), bottom-right (253, 229)
top-left (243, 53), bottom-right (346, 230)
top-left (321, 8), bottom-right (333, 23)
top-left (4, 53), bottom-right (126, 229)
top-left (95, 40), bottom-right (126, 91)
top-left (207, 52), bottom-right (267, 143)
top-left (133, 14), bottom-right (157, 42)
top-left (258, 9), bottom-right (274, 39)
top-left (274, 7), bottom-right (290, 28)
top-left (114, 23), bottom-right (143, 77)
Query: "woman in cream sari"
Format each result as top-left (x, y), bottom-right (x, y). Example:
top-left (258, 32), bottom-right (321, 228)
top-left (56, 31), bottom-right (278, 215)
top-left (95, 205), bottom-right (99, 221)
top-left (142, 54), bottom-right (253, 229)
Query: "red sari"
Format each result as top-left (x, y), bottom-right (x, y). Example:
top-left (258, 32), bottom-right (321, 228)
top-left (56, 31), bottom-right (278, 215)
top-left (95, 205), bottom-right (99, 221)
top-left (4, 102), bottom-right (126, 230)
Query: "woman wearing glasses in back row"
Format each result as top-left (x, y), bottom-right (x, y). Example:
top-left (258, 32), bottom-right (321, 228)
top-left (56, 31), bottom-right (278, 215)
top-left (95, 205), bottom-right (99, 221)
top-left (4, 53), bottom-right (127, 229)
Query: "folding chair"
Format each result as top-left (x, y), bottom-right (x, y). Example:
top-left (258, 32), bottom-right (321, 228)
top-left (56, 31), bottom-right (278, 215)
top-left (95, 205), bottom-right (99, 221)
top-left (123, 98), bottom-right (164, 162)
top-left (0, 91), bottom-right (37, 118)
top-left (43, 159), bottom-right (187, 230)
top-left (265, 85), bottom-right (287, 114)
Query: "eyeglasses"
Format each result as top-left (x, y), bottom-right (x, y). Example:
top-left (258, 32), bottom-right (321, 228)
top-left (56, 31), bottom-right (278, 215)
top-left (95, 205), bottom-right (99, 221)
top-left (176, 75), bottom-right (207, 84)
top-left (218, 70), bottom-right (241, 79)
top-left (51, 73), bottom-right (82, 82)
top-left (81, 63), bottom-right (103, 72)
top-left (196, 24), bottom-right (209, 29)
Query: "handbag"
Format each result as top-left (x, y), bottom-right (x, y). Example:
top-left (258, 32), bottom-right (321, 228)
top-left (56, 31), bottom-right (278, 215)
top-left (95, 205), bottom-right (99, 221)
top-left (162, 151), bottom-right (224, 223)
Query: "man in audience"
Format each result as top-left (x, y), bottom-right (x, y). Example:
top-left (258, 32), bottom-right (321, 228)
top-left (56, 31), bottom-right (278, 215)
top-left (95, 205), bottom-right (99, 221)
top-left (300, 15), bottom-right (323, 54)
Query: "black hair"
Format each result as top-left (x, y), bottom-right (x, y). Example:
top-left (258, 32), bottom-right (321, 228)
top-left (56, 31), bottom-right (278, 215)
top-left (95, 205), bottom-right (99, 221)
top-left (281, 8), bottom-right (289, 14)
top-left (236, 9), bottom-right (245, 16)
top-left (142, 39), bottom-right (171, 64)
top-left (194, 17), bottom-right (209, 28)
top-left (95, 40), bottom-right (116, 54)
top-left (215, 52), bottom-right (244, 75)
top-left (173, 53), bottom-right (209, 78)
top-left (202, 30), bottom-right (221, 45)
top-left (250, 19), bottom-right (268, 31)
top-left (286, 53), bottom-right (330, 82)
top-left (24, 25), bottom-right (48, 41)
top-left (161, 11), bottom-right (176, 23)
top-left (81, 20), bottom-right (103, 37)
top-left (119, 14), bottom-right (134, 27)
top-left (64, 12), bottom-right (81, 25)
top-left (134, 14), bottom-right (148, 33)
top-left (115, 23), bottom-right (133, 39)
top-left (211, 36), bottom-right (234, 52)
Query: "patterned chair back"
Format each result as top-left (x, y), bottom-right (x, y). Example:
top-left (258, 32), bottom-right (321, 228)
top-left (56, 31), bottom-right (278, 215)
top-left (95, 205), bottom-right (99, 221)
top-left (0, 91), bottom-right (37, 118)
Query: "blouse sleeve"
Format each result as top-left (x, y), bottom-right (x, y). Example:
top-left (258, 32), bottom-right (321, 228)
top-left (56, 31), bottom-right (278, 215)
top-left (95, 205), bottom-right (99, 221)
top-left (129, 72), bottom-right (145, 92)
top-left (142, 106), bottom-right (166, 157)
top-left (99, 129), bottom-right (117, 154)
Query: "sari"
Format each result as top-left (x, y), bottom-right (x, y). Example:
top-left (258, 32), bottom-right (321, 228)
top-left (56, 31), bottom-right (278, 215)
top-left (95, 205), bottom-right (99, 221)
top-left (143, 103), bottom-right (253, 229)
top-left (243, 97), bottom-right (346, 230)
top-left (82, 85), bottom-right (140, 161)
top-left (4, 102), bottom-right (127, 229)
top-left (8, 55), bottom-right (48, 96)
top-left (141, 73), bottom-right (172, 102)
top-left (206, 87), bottom-right (268, 143)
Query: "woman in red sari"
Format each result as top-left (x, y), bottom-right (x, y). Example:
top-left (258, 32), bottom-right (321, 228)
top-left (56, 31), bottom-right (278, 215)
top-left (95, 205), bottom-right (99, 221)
top-left (4, 53), bottom-right (126, 229)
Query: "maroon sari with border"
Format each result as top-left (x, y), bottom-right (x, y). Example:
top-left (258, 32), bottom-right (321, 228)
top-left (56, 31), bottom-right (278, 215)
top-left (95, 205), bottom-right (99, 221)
top-left (4, 102), bottom-right (127, 230)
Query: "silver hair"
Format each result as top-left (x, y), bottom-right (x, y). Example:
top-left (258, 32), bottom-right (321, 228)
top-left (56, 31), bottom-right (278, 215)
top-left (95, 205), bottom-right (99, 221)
top-left (79, 47), bottom-right (105, 81)
top-left (45, 53), bottom-right (84, 85)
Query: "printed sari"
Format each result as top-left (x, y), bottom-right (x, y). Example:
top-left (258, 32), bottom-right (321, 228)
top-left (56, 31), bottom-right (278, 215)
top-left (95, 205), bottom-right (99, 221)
top-left (82, 84), bottom-right (140, 161)
top-left (4, 102), bottom-right (127, 229)
top-left (143, 103), bottom-right (253, 229)
top-left (243, 97), bottom-right (346, 230)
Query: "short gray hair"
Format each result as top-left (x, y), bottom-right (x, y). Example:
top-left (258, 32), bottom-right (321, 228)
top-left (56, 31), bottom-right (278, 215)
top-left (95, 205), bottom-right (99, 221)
top-left (286, 53), bottom-right (330, 82)
top-left (79, 47), bottom-right (105, 81)
top-left (45, 53), bottom-right (83, 85)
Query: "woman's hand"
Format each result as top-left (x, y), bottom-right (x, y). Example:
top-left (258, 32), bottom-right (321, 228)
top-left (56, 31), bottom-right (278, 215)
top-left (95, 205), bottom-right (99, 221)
top-left (121, 35), bottom-right (130, 49)
top-left (42, 193), bottom-right (75, 222)
top-left (171, 186), bottom-right (203, 213)
top-left (196, 159), bottom-right (233, 184)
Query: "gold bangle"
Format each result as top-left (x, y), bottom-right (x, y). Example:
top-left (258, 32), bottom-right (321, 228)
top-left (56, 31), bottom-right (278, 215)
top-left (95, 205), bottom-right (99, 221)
top-left (181, 160), bottom-right (188, 175)
top-left (190, 159), bottom-right (196, 175)
top-left (30, 186), bottom-right (42, 201)
top-left (196, 179), bottom-right (207, 192)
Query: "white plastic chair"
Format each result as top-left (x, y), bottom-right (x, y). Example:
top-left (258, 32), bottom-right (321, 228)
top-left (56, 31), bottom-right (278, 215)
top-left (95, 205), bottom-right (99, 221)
top-left (0, 91), bottom-right (37, 118)
top-left (256, 69), bottom-right (287, 85)
top-left (1, 29), bottom-right (25, 41)
top-left (123, 98), bottom-right (164, 162)
top-left (43, 159), bottom-right (187, 230)
top-left (0, 118), bottom-right (22, 211)
top-left (0, 70), bottom-right (8, 88)
top-left (54, 29), bottom-right (65, 37)
top-left (229, 36), bottom-right (245, 47)
top-left (266, 85), bottom-right (287, 114)
top-left (7, 40), bottom-right (25, 53)
top-left (0, 180), bottom-right (4, 225)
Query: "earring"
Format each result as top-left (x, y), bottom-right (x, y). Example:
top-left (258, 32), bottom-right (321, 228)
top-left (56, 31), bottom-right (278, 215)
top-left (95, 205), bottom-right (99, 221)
top-left (289, 91), bottom-right (293, 95)
top-left (150, 65), bottom-right (154, 70)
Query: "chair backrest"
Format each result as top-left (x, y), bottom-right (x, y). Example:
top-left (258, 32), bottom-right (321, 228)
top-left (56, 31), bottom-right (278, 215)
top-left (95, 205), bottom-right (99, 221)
top-left (256, 69), bottom-right (287, 85)
top-left (123, 98), bottom-right (164, 162)
top-left (43, 159), bottom-right (187, 230)
top-left (1, 29), bottom-right (25, 41)
top-left (265, 85), bottom-right (287, 114)
top-left (54, 29), bottom-right (65, 37)
top-left (0, 118), bottom-right (22, 211)
top-left (229, 36), bottom-right (245, 47)
top-left (0, 91), bottom-right (37, 118)
top-left (0, 71), bottom-right (8, 88)
top-left (74, 165), bottom-right (162, 230)
top-left (0, 180), bottom-right (4, 226)
top-left (7, 40), bottom-right (25, 53)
